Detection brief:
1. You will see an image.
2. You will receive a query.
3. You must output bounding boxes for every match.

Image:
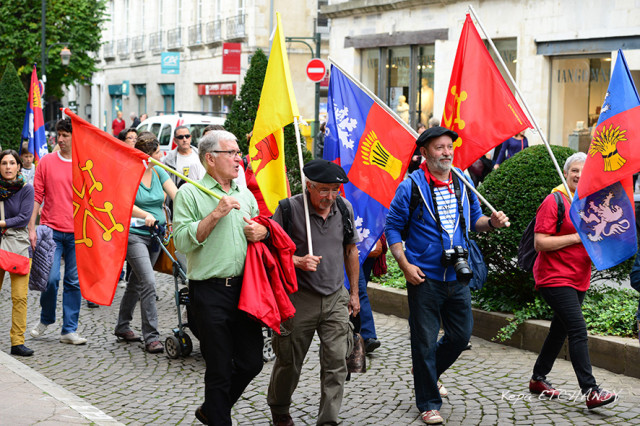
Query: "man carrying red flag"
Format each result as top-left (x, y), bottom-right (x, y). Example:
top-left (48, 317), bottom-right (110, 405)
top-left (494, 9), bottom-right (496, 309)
top-left (385, 127), bottom-right (509, 424)
top-left (442, 14), bottom-right (531, 171)
top-left (28, 118), bottom-right (87, 345)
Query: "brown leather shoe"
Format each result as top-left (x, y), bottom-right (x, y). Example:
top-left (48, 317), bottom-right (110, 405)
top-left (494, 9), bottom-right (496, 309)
top-left (271, 411), bottom-right (294, 426)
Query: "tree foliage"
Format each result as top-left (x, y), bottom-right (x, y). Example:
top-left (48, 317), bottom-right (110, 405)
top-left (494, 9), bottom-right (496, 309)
top-left (0, 63), bottom-right (28, 152)
top-left (224, 48), bottom-right (311, 196)
top-left (0, 0), bottom-right (108, 98)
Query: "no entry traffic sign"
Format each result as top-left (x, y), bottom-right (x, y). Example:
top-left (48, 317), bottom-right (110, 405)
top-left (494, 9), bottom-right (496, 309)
top-left (306, 59), bottom-right (326, 83)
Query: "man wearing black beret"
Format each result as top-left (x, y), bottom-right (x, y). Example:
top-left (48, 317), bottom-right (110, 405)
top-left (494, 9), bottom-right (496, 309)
top-left (267, 159), bottom-right (360, 426)
top-left (385, 127), bottom-right (509, 424)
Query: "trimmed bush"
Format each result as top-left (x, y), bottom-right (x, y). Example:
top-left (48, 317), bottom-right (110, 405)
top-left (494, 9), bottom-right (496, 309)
top-left (0, 63), bottom-right (27, 152)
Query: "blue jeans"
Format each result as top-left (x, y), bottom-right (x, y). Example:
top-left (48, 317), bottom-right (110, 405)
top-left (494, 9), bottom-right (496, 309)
top-left (358, 258), bottom-right (377, 340)
top-left (407, 277), bottom-right (473, 412)
top-left (40, 230), bottom-right (81, 334)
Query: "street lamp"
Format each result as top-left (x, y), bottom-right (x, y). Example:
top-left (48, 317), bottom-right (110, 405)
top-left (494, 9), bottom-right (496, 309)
top-left (42, 43), bottom-right (72, 84)
top-left (60, 46), bottom-right (72, 66)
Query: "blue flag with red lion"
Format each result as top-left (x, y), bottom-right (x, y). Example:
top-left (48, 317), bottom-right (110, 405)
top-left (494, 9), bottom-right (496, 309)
top-left (570, 50), bottom-right (639, 270)
top-left (324, 65), bottom-right (416, 263)
top-left (21, 65), bottom-right (48, 161)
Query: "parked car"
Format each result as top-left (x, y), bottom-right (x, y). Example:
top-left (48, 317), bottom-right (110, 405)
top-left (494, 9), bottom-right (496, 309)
top-left (136, 113), bottom-right (226, 155)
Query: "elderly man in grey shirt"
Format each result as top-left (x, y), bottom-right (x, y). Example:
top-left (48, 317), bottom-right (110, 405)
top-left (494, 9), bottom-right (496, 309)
top-left (268, 160), bottom-right (360, 426)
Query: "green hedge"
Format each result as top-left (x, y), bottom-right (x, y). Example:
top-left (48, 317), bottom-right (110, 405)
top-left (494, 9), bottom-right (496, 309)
top-left (0, 63), bottom-right (27, 152)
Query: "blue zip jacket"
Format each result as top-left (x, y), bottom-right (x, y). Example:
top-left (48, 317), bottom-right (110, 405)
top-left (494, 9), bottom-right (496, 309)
top-left (385, 167), bottom-right (483, 282)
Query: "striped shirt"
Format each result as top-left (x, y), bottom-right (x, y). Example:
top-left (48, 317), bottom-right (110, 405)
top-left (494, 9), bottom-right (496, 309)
top-left (434, 185), bottom-right (458, 242)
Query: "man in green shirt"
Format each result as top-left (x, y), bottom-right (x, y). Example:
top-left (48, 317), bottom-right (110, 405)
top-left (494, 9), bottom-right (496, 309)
top-left (173, 130), bottom-right (269, 426)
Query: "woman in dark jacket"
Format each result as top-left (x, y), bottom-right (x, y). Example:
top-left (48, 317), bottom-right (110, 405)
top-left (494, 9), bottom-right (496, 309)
top-left (0, 149), bottom-right (35, 356)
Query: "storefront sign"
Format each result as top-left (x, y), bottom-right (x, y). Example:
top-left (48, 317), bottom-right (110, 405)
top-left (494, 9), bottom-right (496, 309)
top-left (223, 43), bottom-right (242, 75)
top-left (197, 83), bottom-right (237, 96)
top-left (557, 66), bottom-right (609, 83)
top-left (161, 52), bottom-right (180, 74)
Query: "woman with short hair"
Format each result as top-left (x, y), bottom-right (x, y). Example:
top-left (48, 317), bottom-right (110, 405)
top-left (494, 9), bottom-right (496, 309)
top-left (529, 152), bottom-right (616, 409)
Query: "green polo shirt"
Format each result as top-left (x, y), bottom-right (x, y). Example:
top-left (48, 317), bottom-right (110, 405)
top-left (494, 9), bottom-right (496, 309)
top-left (173, 173), bottom-right (259, 280)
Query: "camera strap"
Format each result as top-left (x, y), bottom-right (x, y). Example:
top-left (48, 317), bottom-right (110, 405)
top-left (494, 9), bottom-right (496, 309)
top-left (428, 172), bottom-right (470, 253)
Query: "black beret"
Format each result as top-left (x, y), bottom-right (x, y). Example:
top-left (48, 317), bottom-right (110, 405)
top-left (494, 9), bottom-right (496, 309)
top-left (416, 126), bottom-right (458, 148)
top-left (303, 160), bottom-right (349, 184)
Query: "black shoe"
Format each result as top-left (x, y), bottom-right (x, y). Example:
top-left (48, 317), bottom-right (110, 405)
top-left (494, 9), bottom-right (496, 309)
top-left (11, 344), bottom-right (34, 357)
top-left (195, 405), bottom-right (208, 424)
top-left (87, 301), bottom-right (99, 308)
top-left (364, 338), bottom-right (381, 354)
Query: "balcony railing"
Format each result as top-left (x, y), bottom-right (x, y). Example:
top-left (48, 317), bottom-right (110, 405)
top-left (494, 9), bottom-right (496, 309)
top-left (149, 31), bottom-right (163, 55)
top-left (226, 14), bottom-right (246, 40)
top-left (167, 27), bottom-right (183, 50)
top-left (132, 35), bottom-right (145, 57)
top-left (205, 19), bottom-right (223, 44)
top-left (103, 41), bottom-right (115, 59)
top-left (188, 24), bottom-right (203, 47)
top-left (117, 38), bottom-right (130, 59)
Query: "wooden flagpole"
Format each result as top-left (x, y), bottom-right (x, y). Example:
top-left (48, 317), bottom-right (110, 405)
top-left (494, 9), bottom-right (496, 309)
top-left (293, 116), bottom-right (314, 255)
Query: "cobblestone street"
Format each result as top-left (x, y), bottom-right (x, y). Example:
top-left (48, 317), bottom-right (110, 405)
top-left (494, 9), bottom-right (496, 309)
top-left (1, 271), bottom-right (640, 425)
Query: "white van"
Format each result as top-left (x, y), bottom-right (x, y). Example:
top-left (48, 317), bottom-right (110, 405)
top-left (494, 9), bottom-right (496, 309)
top-left (136, 113), bottom-right (226, 155)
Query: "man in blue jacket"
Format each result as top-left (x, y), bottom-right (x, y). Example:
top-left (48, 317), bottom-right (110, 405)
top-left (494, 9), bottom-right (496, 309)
top-left (385, 126), bottom-right (508, 425)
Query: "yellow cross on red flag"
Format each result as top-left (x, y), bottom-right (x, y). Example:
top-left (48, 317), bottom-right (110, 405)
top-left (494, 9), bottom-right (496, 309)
top-left (65, 108), bottom-right (149, 306)
top-left (442, 14), bottom-right (532, 170)
top-left (249, 12), bottom-right (299, 214)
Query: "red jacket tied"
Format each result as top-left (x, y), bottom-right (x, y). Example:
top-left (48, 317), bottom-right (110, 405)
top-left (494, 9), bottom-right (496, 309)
top-left (239, 216), bottom-right (298, 333)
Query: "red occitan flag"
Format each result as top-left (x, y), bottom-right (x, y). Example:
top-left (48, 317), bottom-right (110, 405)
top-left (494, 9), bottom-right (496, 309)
top-left (442, 14), bottom-right (532, 171)
top-left (65, 108), bottom-right (149, 305)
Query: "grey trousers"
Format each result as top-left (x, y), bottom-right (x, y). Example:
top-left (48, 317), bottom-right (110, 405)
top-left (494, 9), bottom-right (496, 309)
top-left (115, 233), bottom-right (161, 344)
top-left (268, 286), bottom-right (352, 426)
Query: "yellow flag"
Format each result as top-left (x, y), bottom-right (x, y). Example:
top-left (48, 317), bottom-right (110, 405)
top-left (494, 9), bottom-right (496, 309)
top-left (249, 12), bottom-right (300, 214)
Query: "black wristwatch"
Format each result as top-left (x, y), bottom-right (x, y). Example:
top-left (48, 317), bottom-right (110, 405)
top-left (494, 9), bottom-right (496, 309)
top-left (487, 217), bottom-right (496, 230)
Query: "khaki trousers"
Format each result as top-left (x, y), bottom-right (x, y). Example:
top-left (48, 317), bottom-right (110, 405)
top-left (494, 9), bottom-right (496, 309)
top-left (268, 286), bottom-right (352, 426)
top-left (0, 260), bottom-right (31, 346)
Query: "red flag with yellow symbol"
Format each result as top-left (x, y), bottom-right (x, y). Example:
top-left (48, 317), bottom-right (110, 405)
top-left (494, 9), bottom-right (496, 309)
top-left (249, 12), bottom-right (299, 214)
top-left (442, 14), bottom-right (531, 171)
top-left (65, 108), bottom-right (149, 306)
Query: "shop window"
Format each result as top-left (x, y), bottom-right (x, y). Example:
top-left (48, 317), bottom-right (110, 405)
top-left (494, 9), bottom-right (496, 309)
top-left (549, 56), bottom-right (611, 147)
top-left (416, 45), bottom-right (435, 125)
top-left (360, 48), bottom-right (380, 95)
top-left (387, 47), bottom-right (411, 123)
top-left (485, 38), bottom-right (517, 93)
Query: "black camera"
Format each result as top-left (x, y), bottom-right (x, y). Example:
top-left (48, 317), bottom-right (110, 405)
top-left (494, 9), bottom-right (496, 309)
top-left (441, 246), bottom-right (473, 285)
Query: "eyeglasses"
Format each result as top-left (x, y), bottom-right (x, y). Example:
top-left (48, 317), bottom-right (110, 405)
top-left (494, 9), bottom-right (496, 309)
top-left (213, 150), bottom-right (242, 158)
top-left (125, 135), bottom-right (137, 140)
top-left (175, 134), bottom-right (191, 140)
top-left (312, 184), bottom-right (341, 197)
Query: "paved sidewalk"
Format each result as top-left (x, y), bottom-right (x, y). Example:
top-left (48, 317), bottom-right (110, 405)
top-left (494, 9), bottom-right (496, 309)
top-left (1, 272), bottom-right (640, 424)
top-left (0, 349), bottom-right (121, 425)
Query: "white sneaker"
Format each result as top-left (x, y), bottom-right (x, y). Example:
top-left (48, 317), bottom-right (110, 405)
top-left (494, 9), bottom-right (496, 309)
top-left (438, 381), bottom-right (448, 398)
top-left (421, 409), bottom-right (443, 424)
top-left (30, 322), bottom-right (48, 338)
top-left (60, 332), bottom-right (87, 345)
